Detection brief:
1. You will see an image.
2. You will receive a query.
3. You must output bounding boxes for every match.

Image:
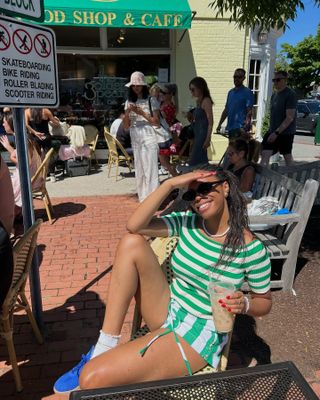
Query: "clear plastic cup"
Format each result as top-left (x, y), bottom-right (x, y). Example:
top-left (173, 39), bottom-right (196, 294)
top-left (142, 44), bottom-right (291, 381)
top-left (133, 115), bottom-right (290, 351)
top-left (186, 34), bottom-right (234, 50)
top-left (208, 281), bottom-right (235, 333)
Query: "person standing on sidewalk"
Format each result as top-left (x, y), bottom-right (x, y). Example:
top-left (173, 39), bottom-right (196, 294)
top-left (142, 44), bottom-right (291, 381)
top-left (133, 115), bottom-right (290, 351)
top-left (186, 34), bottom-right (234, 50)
top-left (216, 68), bottom-right (254, 139)
top-left (260, 71), bottom-right (297, 166)
top-left (188, 77), bottom-right (214, 167)
top-left (123, 72), bottom-right (160, 202)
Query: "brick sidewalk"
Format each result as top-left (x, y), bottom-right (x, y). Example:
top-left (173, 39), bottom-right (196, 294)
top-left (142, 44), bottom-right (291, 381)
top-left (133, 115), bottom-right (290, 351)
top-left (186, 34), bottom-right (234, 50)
top-left (0, 195), bottom-right (138, 400)
top-left (1, 194), bottom-right (319, 399)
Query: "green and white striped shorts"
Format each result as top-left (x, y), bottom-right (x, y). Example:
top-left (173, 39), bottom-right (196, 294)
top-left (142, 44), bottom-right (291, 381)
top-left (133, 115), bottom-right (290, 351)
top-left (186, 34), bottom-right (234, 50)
top-left (162, 298), bottom-right (228, 369)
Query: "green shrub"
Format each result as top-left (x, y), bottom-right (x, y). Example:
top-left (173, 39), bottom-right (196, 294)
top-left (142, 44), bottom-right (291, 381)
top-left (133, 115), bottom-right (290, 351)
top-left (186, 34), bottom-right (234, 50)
top-left (261, 110), bottom-right (270, 137)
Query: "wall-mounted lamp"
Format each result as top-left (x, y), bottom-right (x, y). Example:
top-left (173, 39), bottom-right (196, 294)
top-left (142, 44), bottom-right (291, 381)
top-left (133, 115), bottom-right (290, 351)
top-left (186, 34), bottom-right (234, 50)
top-left (257, 29), bottom-right (268, 45)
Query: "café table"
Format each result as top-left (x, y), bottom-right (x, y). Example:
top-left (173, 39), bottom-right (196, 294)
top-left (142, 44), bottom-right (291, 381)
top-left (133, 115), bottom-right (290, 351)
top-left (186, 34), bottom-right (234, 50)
top-left (69, 361), bottom-right (317, 400)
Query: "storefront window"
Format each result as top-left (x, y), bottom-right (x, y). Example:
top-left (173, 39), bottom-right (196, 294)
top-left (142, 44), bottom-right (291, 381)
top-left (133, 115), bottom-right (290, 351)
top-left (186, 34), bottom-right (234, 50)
top-left (56, 54), bottom-right (170, 126)
top-left (52, 26), bottom-right (100, 47)
top-left (107, 28), bottom-right (170, 48)
top-left (248, 59), bottom-right (261, 123)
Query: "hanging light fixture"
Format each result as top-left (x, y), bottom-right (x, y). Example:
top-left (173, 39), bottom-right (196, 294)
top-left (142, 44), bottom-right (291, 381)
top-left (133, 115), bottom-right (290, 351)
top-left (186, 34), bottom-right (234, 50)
top-left (117, 29), bottom-right (126, 44)
top-left (257, 29), bottom-right (268, 45)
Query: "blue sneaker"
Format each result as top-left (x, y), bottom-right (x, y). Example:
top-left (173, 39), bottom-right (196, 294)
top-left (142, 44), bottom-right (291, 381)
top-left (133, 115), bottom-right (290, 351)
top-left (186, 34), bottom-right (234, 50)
top-left (53, 346), bottom-right (94, 394)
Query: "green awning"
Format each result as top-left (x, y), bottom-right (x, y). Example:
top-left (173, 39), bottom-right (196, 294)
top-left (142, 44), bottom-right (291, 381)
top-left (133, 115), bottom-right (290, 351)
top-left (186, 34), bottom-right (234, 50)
top-left (43, 0), bottom-right (192, 29)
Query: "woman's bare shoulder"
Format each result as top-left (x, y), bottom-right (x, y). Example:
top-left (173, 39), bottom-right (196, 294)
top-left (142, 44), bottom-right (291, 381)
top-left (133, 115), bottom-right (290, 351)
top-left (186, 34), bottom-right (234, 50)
top-left (201, 97), bottom-right (212, 106)
top-left (243, 229), bottom-right (254, 245)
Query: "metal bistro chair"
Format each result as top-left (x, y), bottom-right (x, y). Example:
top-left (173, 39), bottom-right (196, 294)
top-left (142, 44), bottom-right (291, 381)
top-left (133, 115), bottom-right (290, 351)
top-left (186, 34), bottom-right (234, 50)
top-left (104, 128), bottom-right (133, 181)
top-left (131, 236), bottom-right (233, 375)
top-left (31, 148), bottom-right (55, 224)
top-left (83, 124), bottom-right (99, 167)
top-left (0, 219), bottom-right (44, 392)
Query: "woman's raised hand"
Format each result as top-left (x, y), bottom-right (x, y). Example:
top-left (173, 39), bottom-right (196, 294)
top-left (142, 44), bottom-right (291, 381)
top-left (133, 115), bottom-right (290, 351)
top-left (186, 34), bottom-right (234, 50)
top-left (167, 170), bottom-right (216, 191)
top-left (0, 135), bottom-right (11, 151)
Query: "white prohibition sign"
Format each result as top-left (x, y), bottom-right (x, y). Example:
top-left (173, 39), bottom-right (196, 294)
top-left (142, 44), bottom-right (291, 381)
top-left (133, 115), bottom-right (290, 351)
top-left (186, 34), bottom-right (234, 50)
top-left (34, 33), bottom-right (51, 58)
top-left (13, 28), bottom-right (33, 54)
top-left (0, 15), bottom-right (59, 108)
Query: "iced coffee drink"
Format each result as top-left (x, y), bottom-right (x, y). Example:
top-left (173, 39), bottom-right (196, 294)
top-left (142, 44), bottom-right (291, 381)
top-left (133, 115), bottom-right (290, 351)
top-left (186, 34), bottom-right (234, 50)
top-left (209, 282), bottom-right (235, 333)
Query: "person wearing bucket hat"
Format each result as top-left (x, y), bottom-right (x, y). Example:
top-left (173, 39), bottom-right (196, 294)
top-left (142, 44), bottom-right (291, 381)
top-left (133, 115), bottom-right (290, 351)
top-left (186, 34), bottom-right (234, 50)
top-left (123, 71), bottom-right (160, 202)
top-left (125, 71), bottom-right (148, 87)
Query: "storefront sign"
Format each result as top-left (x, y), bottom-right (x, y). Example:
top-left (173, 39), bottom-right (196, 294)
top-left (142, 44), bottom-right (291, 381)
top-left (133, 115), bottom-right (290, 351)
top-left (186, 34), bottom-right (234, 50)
top-left (0, 16), bottom-right (58, 107)
top-left (42, 0), bottom-right (192, 29)
top-left (0, 0), bottom-right (44, 22)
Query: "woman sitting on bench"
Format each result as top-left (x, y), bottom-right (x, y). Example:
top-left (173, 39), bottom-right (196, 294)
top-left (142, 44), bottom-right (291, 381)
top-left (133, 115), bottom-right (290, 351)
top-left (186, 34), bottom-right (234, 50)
top-left (227, 138), bottom-right (256, 196)
top-left (53, 168), bottom-right (272, 394)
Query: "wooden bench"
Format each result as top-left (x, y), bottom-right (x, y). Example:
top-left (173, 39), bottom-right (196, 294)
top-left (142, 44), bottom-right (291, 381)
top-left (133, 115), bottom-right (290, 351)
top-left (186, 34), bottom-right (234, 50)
top-left (250, 165), bottom-right (319, 291)
top-left (271, 160), bottom-right (320, 205)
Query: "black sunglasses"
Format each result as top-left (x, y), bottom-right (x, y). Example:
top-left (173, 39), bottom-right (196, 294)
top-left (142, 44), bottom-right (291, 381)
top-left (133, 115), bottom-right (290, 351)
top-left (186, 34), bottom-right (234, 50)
top-left (182, 180), bottom-right (225, 201)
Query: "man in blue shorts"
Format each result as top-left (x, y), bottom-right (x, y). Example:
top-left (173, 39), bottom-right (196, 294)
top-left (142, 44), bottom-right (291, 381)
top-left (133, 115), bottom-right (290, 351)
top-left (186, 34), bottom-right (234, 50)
top-left (260, 71), bottom-right (297, 166)
top-left (217, 68), bottom-right (254, 139)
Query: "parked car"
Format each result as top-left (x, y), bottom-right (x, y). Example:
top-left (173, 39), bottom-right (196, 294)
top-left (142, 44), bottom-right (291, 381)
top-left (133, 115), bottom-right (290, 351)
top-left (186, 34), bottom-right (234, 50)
top-left (296, 99), bottom-right (320, 135)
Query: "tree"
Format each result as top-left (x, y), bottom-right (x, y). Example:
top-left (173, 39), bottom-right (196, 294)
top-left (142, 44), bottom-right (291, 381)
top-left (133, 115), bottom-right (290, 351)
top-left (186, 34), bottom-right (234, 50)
top-left (279, 26), bottom-right (320, 96)
top-left (275, 54), bottom-right (289, 73)
top-left (209, 0), bottom-right (320, 29)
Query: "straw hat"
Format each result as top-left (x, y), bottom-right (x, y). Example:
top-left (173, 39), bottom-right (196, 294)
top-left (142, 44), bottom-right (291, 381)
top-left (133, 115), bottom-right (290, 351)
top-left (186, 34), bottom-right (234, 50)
top-left (125, 71), bottom-right (147, 87)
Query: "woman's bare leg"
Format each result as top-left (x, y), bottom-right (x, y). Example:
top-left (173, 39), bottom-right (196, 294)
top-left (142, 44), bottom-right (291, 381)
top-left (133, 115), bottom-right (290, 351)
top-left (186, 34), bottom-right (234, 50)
top-left (80, 328), bottom-right (207, 389)
top-left (101, 232), bottom-right (170, 335)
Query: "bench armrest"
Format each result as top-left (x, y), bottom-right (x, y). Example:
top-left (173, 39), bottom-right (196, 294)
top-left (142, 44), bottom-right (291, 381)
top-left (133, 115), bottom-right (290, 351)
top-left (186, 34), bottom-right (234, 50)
top-left (249, 213), bottom-right (300, 226)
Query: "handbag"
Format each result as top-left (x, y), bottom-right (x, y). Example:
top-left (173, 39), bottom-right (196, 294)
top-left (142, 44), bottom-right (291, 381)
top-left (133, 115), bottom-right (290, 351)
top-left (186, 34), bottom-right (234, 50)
top-left (148, 97), bottom-right (172, 146)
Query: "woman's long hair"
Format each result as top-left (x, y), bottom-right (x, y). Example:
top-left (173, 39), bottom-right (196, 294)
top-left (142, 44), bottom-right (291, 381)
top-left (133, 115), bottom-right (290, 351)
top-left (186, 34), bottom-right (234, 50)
top-left (128, 86), bottom-right (149, 103)
top-left (189, 77), bottom-right (214, 105)
top-left (196, 166), bottom-right (249, 265)
top-left (4, 113), bottom-right (14, 132)
top-left (229, 138), bottom-right (249, 160)
top-left (30, 108), bottom-right (43, 124)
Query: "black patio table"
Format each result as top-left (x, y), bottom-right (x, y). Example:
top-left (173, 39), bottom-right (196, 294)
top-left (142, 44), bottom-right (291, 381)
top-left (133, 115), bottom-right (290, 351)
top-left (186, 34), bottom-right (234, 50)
top-left (69, 361), bottom-right (317, 400)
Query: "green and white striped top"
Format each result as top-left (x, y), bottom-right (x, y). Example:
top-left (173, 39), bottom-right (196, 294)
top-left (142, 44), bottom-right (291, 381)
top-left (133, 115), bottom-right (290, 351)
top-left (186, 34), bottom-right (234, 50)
top-left (162, 211), bottom-right (271, 320)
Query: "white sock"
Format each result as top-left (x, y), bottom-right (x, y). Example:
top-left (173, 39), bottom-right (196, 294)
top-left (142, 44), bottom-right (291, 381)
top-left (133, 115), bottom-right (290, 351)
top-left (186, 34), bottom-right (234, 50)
top-left (91, 330), bottom-right (121, 359)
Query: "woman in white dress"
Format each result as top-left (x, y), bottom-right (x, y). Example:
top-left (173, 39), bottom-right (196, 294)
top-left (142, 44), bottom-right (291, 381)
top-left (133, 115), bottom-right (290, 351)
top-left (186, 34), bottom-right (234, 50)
top-left (123, 72), bottom-right (160, 202)
top-left (0, 113), bottom-right (42, 218)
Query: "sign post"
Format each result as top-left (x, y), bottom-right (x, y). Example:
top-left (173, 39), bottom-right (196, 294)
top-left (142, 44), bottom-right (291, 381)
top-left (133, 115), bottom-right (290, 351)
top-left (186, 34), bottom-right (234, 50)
top-left (12, 107), bottom-right (44, 326)
top-left (0, 0), bottom-right (44, 22)
top-left (0, 15), bottom-right (58, 327)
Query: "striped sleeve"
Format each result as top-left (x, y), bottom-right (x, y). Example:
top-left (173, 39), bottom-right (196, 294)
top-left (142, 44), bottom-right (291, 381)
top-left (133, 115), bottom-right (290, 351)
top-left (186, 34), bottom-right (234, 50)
top-left (245, 241), bottom-right (271, 293)
top-left (160, 211), bottom-right (188, 237)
